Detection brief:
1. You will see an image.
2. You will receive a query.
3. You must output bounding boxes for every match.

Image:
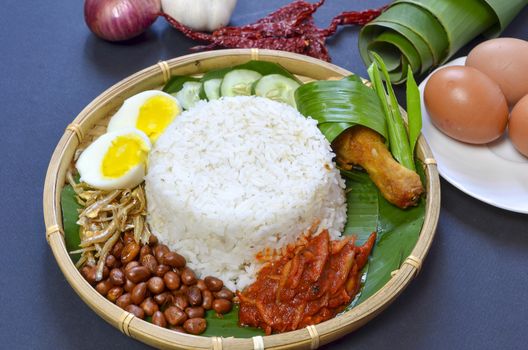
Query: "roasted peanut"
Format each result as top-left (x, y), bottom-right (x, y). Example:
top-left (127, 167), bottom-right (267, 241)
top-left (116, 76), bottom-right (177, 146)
top-left (95, 279), bottom-right (113, 295)
top-left (140, 297), bottom-right (159, 316)
top-left (141, 254), bottom-right (158, 274)
top-left (123, 232), bottom-right (135, 245)
top-left (126, 266), bottom-right (151, 284)
top-left (185, 306), bottom-right (205, 319)
top-left (212, 298), bottom-right (232, 314)
top-left (101, 266), bottom-right (110, 280)
top-left (164, 306), bottom-right (187, 326)
top-left (154, 244), bottom-right (170, 261)
top-left (204, 276), bottom-right (223, 292)
top-left (80, 265), bottom-right (97, 285)
top-left (124, 261), bottom-right (140, 273)
top-left (109, 268), bottom-right (126, 286)
top-left (116, 293), bottom-right (132, 309)
top-left (153, 292), bottom-right (173, 306)
top-left (196, 279), bottom-right (207, 291)
top-left (202, 290), bottom-right (213, 310)
top-left (121, 241), bottom-right (140, 264)
top-left (106, 286), bottom-right (123, 303)
top-left (181, 267), bottom-right (197, 286)
top-left (125, 304), bottom-right (145, 319)
top-left (105, 254), bottom-right (117, 268)
top-left (152, 311), bottom-right (167, 328)
top-left (163, 271), bottom-right (180, 291)
top-left (111, 241), bottom-right (124, 258)
top-left (124, 279), bottom-right (136, 293)
top-left (183, 318), bottom-right (206, 335)
top-left (139, 245), bottom-right (152, 260)
top-left (161, 252), bottom-right (186, 268)
top-left (214, 287), bottom-right (234, 300)
top-left (147, 276), bottom-right (165, 294)
top-left (131, 282), bottom-right (148, 305)
top-left (148, 234), bottom-right (159, 245)
top-left (154, 264), bottom-right (170, 278)
top-left (187, 286), bottom-right (202, 306)
top-left (173, 292), bottom-right (189, 310)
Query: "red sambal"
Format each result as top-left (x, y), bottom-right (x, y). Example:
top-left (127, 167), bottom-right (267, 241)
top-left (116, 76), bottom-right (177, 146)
top-left (237, 229), bottom-right (376, 334)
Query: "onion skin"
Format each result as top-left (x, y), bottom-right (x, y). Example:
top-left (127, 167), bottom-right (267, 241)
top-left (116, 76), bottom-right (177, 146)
top-left (84, 0), bottom-right (161, 42)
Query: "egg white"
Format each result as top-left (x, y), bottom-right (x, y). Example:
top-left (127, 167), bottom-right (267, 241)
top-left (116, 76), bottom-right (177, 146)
top-left (107, 90), bottom-right (181, 139)
top-left (76, 129), bottom-right (151, 190)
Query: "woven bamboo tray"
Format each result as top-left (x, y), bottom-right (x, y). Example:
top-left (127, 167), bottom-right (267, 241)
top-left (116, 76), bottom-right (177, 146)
top-left (43, 49), bottom-right (441, 350)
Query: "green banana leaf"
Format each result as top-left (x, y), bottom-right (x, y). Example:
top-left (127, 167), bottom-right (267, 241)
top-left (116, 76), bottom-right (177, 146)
top-left (359, 0), bottom-right (528, 83)
top-left (203, 305), bottom-right (264, 338)
top-left (360, 2), bottom-right (448, 69)
top-left (318, 122), bottom-right (354, 144)
top-left (341, 170), bottom-right (379, 243)
top-left (483, 0), bottom-right (528, 37)
top-left (397, 0), bottom-right (495, 59)
top-left (295, 80), bottom-right (387, 143)
top-left (341, 162), bottom-right (425, 305)
top-left (61, 184), bottom-right (82, 263)
top-left (357, 164), bottom-right (425, 303)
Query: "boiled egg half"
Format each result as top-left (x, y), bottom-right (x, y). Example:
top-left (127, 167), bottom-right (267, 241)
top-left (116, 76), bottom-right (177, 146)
top-left (76, 129), bottom-right (151, 190)
top-left (107, 90), bottom-right (181, 143)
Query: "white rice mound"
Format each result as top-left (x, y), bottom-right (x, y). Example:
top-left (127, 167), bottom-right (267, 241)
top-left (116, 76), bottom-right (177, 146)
top-left (145, 96), bottom-right (346, 290)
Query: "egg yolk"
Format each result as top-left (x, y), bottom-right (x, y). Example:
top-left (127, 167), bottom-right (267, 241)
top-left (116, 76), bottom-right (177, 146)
top-left (136, 95), bottom-right (179, 142)
top-left (101, 135), bottom-right (149, 178)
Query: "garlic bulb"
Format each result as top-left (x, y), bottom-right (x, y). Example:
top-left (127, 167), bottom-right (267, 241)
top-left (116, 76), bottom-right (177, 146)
top-left (161, 0), bottom-right (237, 32)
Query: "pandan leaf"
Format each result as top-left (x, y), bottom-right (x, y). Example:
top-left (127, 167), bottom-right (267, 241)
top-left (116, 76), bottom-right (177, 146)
top-left (406, 68), bottom-right (422, 156)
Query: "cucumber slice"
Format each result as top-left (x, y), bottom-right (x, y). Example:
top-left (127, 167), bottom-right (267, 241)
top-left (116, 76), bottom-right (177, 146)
top-left (174, 81), bottom-right (202, 110)
top-left (203, 78), bottom-right (222, 100)
top-left (254, 74), bottom-right (300, 107)
top-left (163, 76), bottom-right (200, 94)
top-left (221, 69), bottom-right (262, 97)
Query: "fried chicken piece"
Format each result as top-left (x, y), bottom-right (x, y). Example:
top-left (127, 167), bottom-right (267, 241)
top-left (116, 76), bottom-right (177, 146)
top-left (333, 126), bottom-right (424, 208)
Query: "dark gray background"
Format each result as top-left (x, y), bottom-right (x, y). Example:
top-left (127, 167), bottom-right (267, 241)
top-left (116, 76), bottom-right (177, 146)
top-left (1, 0), bottom-right (527, 349)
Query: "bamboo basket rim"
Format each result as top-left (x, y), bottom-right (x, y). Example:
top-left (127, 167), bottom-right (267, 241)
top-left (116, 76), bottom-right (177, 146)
top-left (43, 48), bottom-right (440, 350)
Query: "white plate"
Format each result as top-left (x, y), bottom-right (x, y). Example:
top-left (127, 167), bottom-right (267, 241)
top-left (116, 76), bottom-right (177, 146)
top-left (419, 56), bottom-right (528, 214)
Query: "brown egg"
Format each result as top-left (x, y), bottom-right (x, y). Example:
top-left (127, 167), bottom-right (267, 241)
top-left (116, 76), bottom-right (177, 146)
top-left (424, 66), bottom-right (509, 144)
top-left (509, 94), bottom-right (528, 157)
top-left (466, 38), bottom-right (528, 106)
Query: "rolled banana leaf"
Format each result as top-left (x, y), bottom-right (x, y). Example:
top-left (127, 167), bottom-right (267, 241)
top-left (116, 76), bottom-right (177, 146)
top-left (295, 79), bottom-right (387, 143)
top-left (359, 0), bottom-right (528, 83)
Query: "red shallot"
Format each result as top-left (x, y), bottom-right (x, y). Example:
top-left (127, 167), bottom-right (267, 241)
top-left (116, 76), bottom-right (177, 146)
top-left (84, 0), bottom-right (161, 41)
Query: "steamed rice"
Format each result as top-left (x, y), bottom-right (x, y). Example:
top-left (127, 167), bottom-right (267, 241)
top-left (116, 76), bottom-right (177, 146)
top-left (145, 96), bottom-right (346, 290)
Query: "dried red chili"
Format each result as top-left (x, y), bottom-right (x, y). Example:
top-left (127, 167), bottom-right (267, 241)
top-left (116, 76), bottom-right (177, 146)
top-left (320, 5), bottom-right (390, 37)
top-left (161, 0), bottom-right (387, 62)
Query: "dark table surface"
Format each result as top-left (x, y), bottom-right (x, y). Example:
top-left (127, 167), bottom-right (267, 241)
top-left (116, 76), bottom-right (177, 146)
top-left (1, 0), bottom-right (528, 349)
